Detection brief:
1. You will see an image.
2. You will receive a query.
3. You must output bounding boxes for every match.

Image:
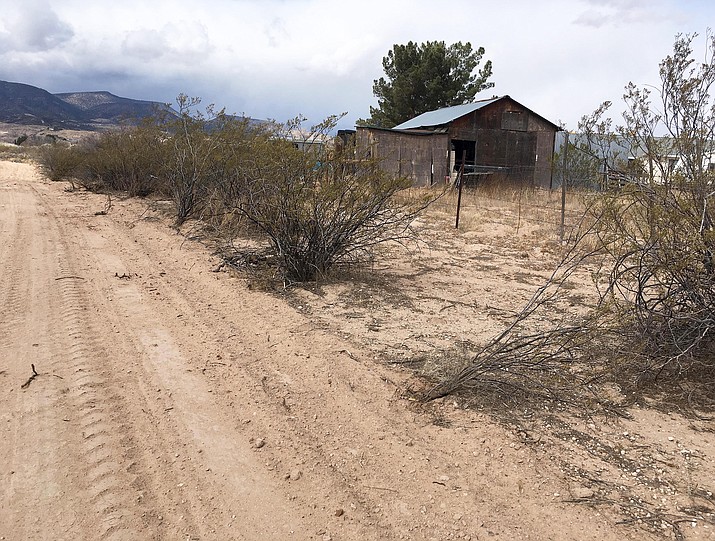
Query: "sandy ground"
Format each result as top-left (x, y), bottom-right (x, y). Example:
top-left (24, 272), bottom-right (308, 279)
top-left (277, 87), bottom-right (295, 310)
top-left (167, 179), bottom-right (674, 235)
top-left (1, 160), bottom-right (714, 540)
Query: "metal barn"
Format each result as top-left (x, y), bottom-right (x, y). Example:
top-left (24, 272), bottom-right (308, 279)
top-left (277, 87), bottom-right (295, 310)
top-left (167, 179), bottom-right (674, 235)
top-left (356, 95), bottom-right (560, 188)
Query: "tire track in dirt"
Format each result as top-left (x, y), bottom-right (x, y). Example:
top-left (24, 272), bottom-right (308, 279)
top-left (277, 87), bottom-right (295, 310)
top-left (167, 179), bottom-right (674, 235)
top-left (24, 174), bottom-right (315, 538)
top-left (74, 214), bottom-right (315, 539)
top-left (0, 176), bottom-right (150, 540)
top-left (0, 177), bottom-right (84, 539)
top-left (0, 185), bottom-right (28, 351)
top-left (82, 205), bottom-right (447, 540)
top-left (49, 255), bottom-right (144, 541)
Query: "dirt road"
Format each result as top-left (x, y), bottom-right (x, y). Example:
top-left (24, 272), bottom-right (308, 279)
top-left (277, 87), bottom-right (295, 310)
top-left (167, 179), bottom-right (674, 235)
top-left (0, 161), bottom-right (661, 540)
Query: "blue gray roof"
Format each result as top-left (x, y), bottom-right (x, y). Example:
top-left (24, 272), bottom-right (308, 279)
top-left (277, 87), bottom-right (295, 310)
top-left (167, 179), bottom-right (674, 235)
top-left (393, 97), bottom-right (502, 129)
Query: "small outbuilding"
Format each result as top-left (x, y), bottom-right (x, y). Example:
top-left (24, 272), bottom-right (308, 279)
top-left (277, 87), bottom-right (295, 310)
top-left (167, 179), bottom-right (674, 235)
top-left (356, 95), bottom-right (561, 188)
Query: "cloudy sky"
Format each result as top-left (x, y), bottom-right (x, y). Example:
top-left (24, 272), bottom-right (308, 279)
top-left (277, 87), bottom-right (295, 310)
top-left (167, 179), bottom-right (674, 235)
top-left (0, 0), bottom-right (712, 130)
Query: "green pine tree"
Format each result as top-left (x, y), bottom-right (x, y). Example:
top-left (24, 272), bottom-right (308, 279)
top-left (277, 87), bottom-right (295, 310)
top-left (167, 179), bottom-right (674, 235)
top-left (360, 41), bottom-right (494, 128)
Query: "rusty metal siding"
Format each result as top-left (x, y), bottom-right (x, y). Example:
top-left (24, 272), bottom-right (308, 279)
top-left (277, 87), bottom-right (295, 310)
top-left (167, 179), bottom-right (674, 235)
top-left (359, 96), bottom-right (559, 189)
top-left (521, 110), bottom-right (558, 188)
top-left (451, 97), bottom-right (557, 187)
top-left (473, 129), bottom-right (536, 183)
top-left (449, 112), bottom-right (480, 140)
top-left (534, 130), bottom-right (555, 188)
top-left (355, 128), bottom-right (449, 187)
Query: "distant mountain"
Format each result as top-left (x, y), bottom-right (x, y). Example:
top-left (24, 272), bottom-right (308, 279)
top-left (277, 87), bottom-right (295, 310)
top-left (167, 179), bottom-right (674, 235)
top-left (0, 81), bottom-right (82, 125)
top-left (0, 80), bottom-right (172, 127)
top-left (55, 90), bottom-right (170, 123)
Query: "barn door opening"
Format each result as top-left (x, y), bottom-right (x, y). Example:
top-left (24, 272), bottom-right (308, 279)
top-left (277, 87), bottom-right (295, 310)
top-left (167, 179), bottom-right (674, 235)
top-left (451, 139), bottom-right (476, 171)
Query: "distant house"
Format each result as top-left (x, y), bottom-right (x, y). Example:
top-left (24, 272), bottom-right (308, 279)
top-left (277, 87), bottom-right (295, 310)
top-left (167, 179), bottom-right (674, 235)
top-left (356, 95), bottom-right (561, 188)
top-left (556, 130), bottom-right (715, 189)
top-left (626, 149), bottom-right (715, 186)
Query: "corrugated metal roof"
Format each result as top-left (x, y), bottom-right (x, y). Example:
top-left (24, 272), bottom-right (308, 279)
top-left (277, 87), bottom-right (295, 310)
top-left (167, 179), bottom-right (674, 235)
top-left (393, 96), bottom-right (502, 129)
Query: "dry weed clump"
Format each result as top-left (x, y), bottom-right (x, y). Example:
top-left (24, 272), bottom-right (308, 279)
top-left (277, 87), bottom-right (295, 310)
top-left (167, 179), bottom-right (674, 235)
top-left (416, 183), bottom-right (585, 238)
top-left (221, 115), bottom-right (442, 282)
top-left (422, 219), bottom-right (614, 412)
top-left (588, 184), bottom-right (715, 410)
top-left (35, 140), bottom-right (87, 183)
top-left (423, 186), bottom-right (715, 415)
top-left (0, 143), bottom-right (32, 163)
top-left (417, 190), bottom-right (711, 415)
top-left (34, 98), bottom-right (442, 283)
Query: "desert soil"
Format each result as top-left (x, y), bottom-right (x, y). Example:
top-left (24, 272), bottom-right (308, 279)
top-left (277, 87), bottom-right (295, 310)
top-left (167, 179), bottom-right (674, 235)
top-left (1, 160), bottom-right (714, 541)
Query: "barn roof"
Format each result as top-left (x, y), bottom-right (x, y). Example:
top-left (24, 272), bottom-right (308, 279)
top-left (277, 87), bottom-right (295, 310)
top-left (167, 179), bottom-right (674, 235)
top-left (393, 97), bottom-right (501, 129)
top-left (393, 95), bottom-right (560, 131)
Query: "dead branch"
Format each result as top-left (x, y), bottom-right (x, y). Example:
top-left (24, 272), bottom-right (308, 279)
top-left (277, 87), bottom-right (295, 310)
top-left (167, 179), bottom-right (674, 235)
top-left (20, 364), bottom-right (39, 389)
top-left (424, 210), bottom-right (610, 407)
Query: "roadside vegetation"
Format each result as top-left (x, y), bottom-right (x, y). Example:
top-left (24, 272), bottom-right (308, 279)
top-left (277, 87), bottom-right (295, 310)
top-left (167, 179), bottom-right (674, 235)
top-left (34, 95), bottom-right (436, 283)
top-left (0, 142), bottom-right (32, 162)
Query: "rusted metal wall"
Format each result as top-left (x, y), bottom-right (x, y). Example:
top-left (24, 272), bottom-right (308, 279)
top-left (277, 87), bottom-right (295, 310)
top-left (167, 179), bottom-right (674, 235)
top-left (449, 97), bottom-right (557, 188)
top-left (357, 97), bottom-right (558, 189)
top-left (356, 128), bottom-right (449, 187)
top-left (526, 102), bottom-right (559, 189)
top-left (533, 130), bottom-right (556, 189)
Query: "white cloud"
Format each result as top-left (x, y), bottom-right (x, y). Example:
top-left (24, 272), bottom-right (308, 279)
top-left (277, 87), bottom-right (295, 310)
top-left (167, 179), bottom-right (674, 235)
top-left (264, 17), bottom-right (289, 49)
top-left (0, 0), bottom-right (73, 52)
top-left (122, 29), bottom-right (168, 61)
top-left (574, 0), bottom-right (673, 27)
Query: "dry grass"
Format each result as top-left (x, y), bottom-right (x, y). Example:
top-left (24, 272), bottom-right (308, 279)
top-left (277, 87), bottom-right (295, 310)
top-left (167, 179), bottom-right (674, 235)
top-left (404, 184), bottom-right (587, 238)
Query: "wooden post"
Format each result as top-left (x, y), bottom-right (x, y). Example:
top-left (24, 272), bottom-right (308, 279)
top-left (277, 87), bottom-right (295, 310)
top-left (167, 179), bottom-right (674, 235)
top-left (560, 131), bottom-right (569, 242)
top-left (455, 150), bottom-right (466, 229)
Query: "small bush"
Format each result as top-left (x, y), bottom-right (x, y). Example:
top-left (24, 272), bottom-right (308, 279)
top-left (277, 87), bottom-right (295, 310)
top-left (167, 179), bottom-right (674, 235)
top-left (36, 141), bottom-right (85, 182)
top-left (32, 95), bottom-right (440, 284)
top-left (83, 125), bottom-right (167, 196)
top-left (0, 143), bottom-right (31, 162)
top-left (590, 181), bottom-right (715, 397)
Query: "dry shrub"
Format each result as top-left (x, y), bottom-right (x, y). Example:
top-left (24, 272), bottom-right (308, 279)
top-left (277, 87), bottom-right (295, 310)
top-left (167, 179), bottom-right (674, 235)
top-left (0, 143), bottom-right (31, 162)
top-left (35, 141), bottom-right (86, 183)
top-left (82, 125), bottom-right (166, 196)
top-left (427, 33), bottom-right (715, 414)
top-left (33, 124), bottom-right (166, 195)
top-left (590, 182), bottom-right (715, 405)
top-left (423, 220), bottom-right (612, 411)
top-left (425, 186), bottom-right (715, 413)
top-left (234, 115), bottom-right (440, 282)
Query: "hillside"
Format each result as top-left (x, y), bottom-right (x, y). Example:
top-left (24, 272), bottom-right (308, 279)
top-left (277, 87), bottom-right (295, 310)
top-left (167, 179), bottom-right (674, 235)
top-left (0, 80), bottom-right (170, 127)
top-left (0, 80), bottom-right (82, 126)
top-left (55, 90), bottom-right (170, 123)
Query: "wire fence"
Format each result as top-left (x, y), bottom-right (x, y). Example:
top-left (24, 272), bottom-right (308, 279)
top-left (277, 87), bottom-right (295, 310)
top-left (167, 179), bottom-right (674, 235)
top-left (442, 162), bottom-right (609, 240)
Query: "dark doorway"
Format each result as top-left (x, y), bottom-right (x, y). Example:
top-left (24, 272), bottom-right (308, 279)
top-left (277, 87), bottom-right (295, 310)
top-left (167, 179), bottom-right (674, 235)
top-left (451, 139), bottom-right (475, 169)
